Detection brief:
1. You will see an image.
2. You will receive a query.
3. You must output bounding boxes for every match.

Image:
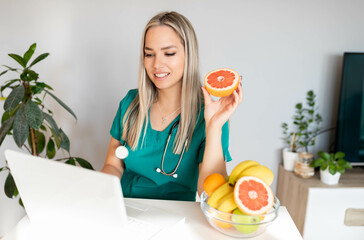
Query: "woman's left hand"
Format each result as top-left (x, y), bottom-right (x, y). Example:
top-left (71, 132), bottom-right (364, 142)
top-left (201, 82), bottom-right (244, 129)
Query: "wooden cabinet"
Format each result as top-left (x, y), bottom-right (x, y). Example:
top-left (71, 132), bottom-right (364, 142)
top-left (276, 165), bottom-right (364, 240)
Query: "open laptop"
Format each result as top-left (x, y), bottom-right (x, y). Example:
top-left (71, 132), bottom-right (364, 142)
top-left (5, 149), bottom-right (185, 240)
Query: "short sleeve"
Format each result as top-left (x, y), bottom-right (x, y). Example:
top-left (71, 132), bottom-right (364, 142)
top-left (221, 121), bottom-right (232, 162)
top-left (197, 121), bottom-right (232, 163)
top-left (110, 101), bottom-right (123, 141)
top-left (110, 89), bottom-right (138, 142)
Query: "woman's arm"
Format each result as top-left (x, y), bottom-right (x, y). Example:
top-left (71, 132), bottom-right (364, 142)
top-left (197, 84), bottom-right (243, 196)
top-left (198, 125), bottom-right (227, 196)
top-left (101, 137), bottom-right (125, 179)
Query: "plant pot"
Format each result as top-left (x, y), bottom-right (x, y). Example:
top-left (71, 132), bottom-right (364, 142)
top-left (320, 169), bottom-right (341, 185)
top-left (282, 148), bottom-right (299, 171)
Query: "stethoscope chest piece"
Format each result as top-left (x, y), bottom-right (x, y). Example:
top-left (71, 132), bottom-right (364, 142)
top-left (115, 145), bottom-right (129, 159)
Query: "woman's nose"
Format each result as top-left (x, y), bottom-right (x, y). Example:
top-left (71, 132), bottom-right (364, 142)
top-left (153, 54), bottom-right (164, 69)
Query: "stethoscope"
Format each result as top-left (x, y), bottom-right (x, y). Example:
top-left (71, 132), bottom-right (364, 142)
top-left (115, 120), bottom-right (188, 178)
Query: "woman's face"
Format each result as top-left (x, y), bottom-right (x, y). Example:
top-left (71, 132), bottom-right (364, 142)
top-left (144, 25), bottom-right (185, 92)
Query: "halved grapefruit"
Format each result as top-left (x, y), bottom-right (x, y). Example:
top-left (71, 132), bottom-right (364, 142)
top-left (204, 68), bottom-right (240, 97)
top-left (234, 176), bottom-right (274, 216)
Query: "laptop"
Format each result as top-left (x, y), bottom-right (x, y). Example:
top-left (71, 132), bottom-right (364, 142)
top-left (5, 149), bottom-right (185, 240)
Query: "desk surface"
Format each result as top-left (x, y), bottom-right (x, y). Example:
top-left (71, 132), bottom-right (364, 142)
top-left (4, 198), bottom-right (302, 240)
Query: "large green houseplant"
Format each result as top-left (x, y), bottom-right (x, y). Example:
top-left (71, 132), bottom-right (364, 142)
top-left (0, 43), bottom-right (93, 205)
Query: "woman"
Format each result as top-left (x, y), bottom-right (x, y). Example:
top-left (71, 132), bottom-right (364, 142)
top-left (101, 11), bottom-right (243, 201)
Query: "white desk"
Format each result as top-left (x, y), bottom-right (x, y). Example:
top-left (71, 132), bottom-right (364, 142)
top-left (3, 198), bottom-right (302, 240)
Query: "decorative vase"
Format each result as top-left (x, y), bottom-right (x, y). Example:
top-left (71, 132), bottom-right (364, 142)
top-left (282, 148), bottom-right (299, 171)
top-left (320, 169), bottom-right (341, 185)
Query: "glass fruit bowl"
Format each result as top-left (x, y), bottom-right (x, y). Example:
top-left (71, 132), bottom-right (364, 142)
top-left (200, 191), bottom-right (280, 238)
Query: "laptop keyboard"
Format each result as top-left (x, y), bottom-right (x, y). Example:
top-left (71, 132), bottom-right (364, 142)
top-left (126, 217), bottom-right (162, 239)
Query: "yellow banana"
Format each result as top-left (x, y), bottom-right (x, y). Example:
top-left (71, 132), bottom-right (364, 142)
top-left (228, 160), bottom-right (260, 185)
top-left (238, 165), bottom-right (274, 186)
top-left (217, 192), bottom-right (237, 213)
top-left (207, 182), bottom-right (234, 209)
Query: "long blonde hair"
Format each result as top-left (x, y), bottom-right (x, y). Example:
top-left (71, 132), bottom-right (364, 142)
top-left (122, 11), bottom-right (202, 154)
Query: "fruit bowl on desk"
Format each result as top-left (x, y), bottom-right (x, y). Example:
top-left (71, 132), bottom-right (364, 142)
top-left (200, 191), bottom-right (280, 238)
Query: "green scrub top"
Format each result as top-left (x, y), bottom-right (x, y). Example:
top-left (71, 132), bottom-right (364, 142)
top-left (110, 89), bottom-right (232, 201)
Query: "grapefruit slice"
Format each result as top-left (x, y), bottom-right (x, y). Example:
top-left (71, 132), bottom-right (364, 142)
top-left (204, 68), bottom-right (240, 97)
top-left (234, 176), bottom-right (274, 216)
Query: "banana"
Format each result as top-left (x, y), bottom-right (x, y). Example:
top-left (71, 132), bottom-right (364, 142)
top-left (217, 192), bottom-right (237, 213)
top-left (228, 160), bottom-right (260, 185)
top-left (238, 165), bottom-right (274, 186)
top-left (207, 182), bottom-right (234, 209)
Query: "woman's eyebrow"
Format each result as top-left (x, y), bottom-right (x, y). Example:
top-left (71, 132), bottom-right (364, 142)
top-left (144, 45), bottom-right (177, 51)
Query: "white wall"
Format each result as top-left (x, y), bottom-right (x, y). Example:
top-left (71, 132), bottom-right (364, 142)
top-left (1, 0), bottom-right (363, 235)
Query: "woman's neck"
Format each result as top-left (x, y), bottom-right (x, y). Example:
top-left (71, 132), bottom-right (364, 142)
top-left (157, 86), bottom-right (182, 112)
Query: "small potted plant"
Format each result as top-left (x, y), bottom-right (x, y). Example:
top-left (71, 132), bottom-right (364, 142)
top-left (281, 90), bottom-right (323, 171)
top-left (310, 151), bottom-right (352, 185)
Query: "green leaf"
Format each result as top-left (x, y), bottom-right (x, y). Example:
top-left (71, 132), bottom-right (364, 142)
top-left (51, 127), bottom-right (61, 149)
top-left (0, 116), bottom-right (15, 145)
top-left (36, 131), bottom-right (46, 153)
top-left (75, 157), bottom-right (94, 170)
top-left (8, 54), bottom-right (26, 68)
top-left (13, 105), bottom-right (29, 148)
top-left (13, 185), bottom-right (19, 197)
top-left (321, 163), bottom-right (328, 171)
top-left (19, 198), bottom-right (24, 207)
top-left (24, 100), bottom-right (43, 129)
top-left (46, 139), bottom-right (56, 159)
top-left (328, 166), bottom-right (337, 175)
top-left (43, 112), bottom-right (59, 136)
top-left (319, 151), bottom-right (330, 160)
top-left (20, 69), bottom-right (38, 82)
top-left (1, 111), bottom-right (11, 124)
top-left (59, 129), bottom-right (70, 152)
top-left (28, 53), bottom-right (49, 68)
top-left (65, 158), bottom-right (76, 166)
top-left (23, 43), bottom-right (37, 66)
top-left (335, 152), bottom-right (345, 159)
top-left (45, 90), bottom-right (77, 120)
top-left (2, 65), bottom-right (18, 71)
top-left (1, 79), bottom-right (20, 93)
top-left (4, 85), bottom-right (25, 112)
top-left (337, 159), bottom-right (347, 166)
top-left (0, 69), bottom-right (8, 76)
top-left (0, 167), bottom-right (6, 172)
top-left (295, 103), bottom-right (302, 110)
top-left (4, 172), bottom-right (16, 198)
top-left (337, 165), bottom-right (345, 174)
top-left (346, 162), bottom-right (352, 169)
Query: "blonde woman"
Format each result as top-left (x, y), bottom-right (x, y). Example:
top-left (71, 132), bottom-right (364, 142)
top-left (101, 11), bottom-right (243, 201)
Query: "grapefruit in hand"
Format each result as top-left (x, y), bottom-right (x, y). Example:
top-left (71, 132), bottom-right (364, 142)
top-left (204, 68), bottom-right (240, 97)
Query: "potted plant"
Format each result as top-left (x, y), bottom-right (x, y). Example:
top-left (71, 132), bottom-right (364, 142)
top-left (281, 90), bottom-right (323, 171)
top-left (0, 43), bottom-right (93, 206)
top-left (310, 151), bottom-right (352, 185)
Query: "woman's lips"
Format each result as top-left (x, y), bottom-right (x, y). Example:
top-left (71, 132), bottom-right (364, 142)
top-left (154, 73), bottom-right (170, 80)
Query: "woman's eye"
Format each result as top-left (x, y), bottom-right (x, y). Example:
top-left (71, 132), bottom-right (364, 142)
top-left (145, 53), bottom-right (153, 57)
top-left (165, 52), bottom-right (176, 56)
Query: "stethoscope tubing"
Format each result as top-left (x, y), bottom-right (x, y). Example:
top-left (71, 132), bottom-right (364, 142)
top-left (115, 120), bottom-right (187, 178)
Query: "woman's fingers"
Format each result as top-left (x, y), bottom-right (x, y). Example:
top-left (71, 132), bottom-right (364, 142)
top-left (236, 84), bottom-right (244, 104)
top-left (201, 87), bottom-right (213, 105)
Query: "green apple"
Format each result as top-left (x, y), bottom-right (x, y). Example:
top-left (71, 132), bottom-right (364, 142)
top-left (232, 208), bottom-right (261, 234)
